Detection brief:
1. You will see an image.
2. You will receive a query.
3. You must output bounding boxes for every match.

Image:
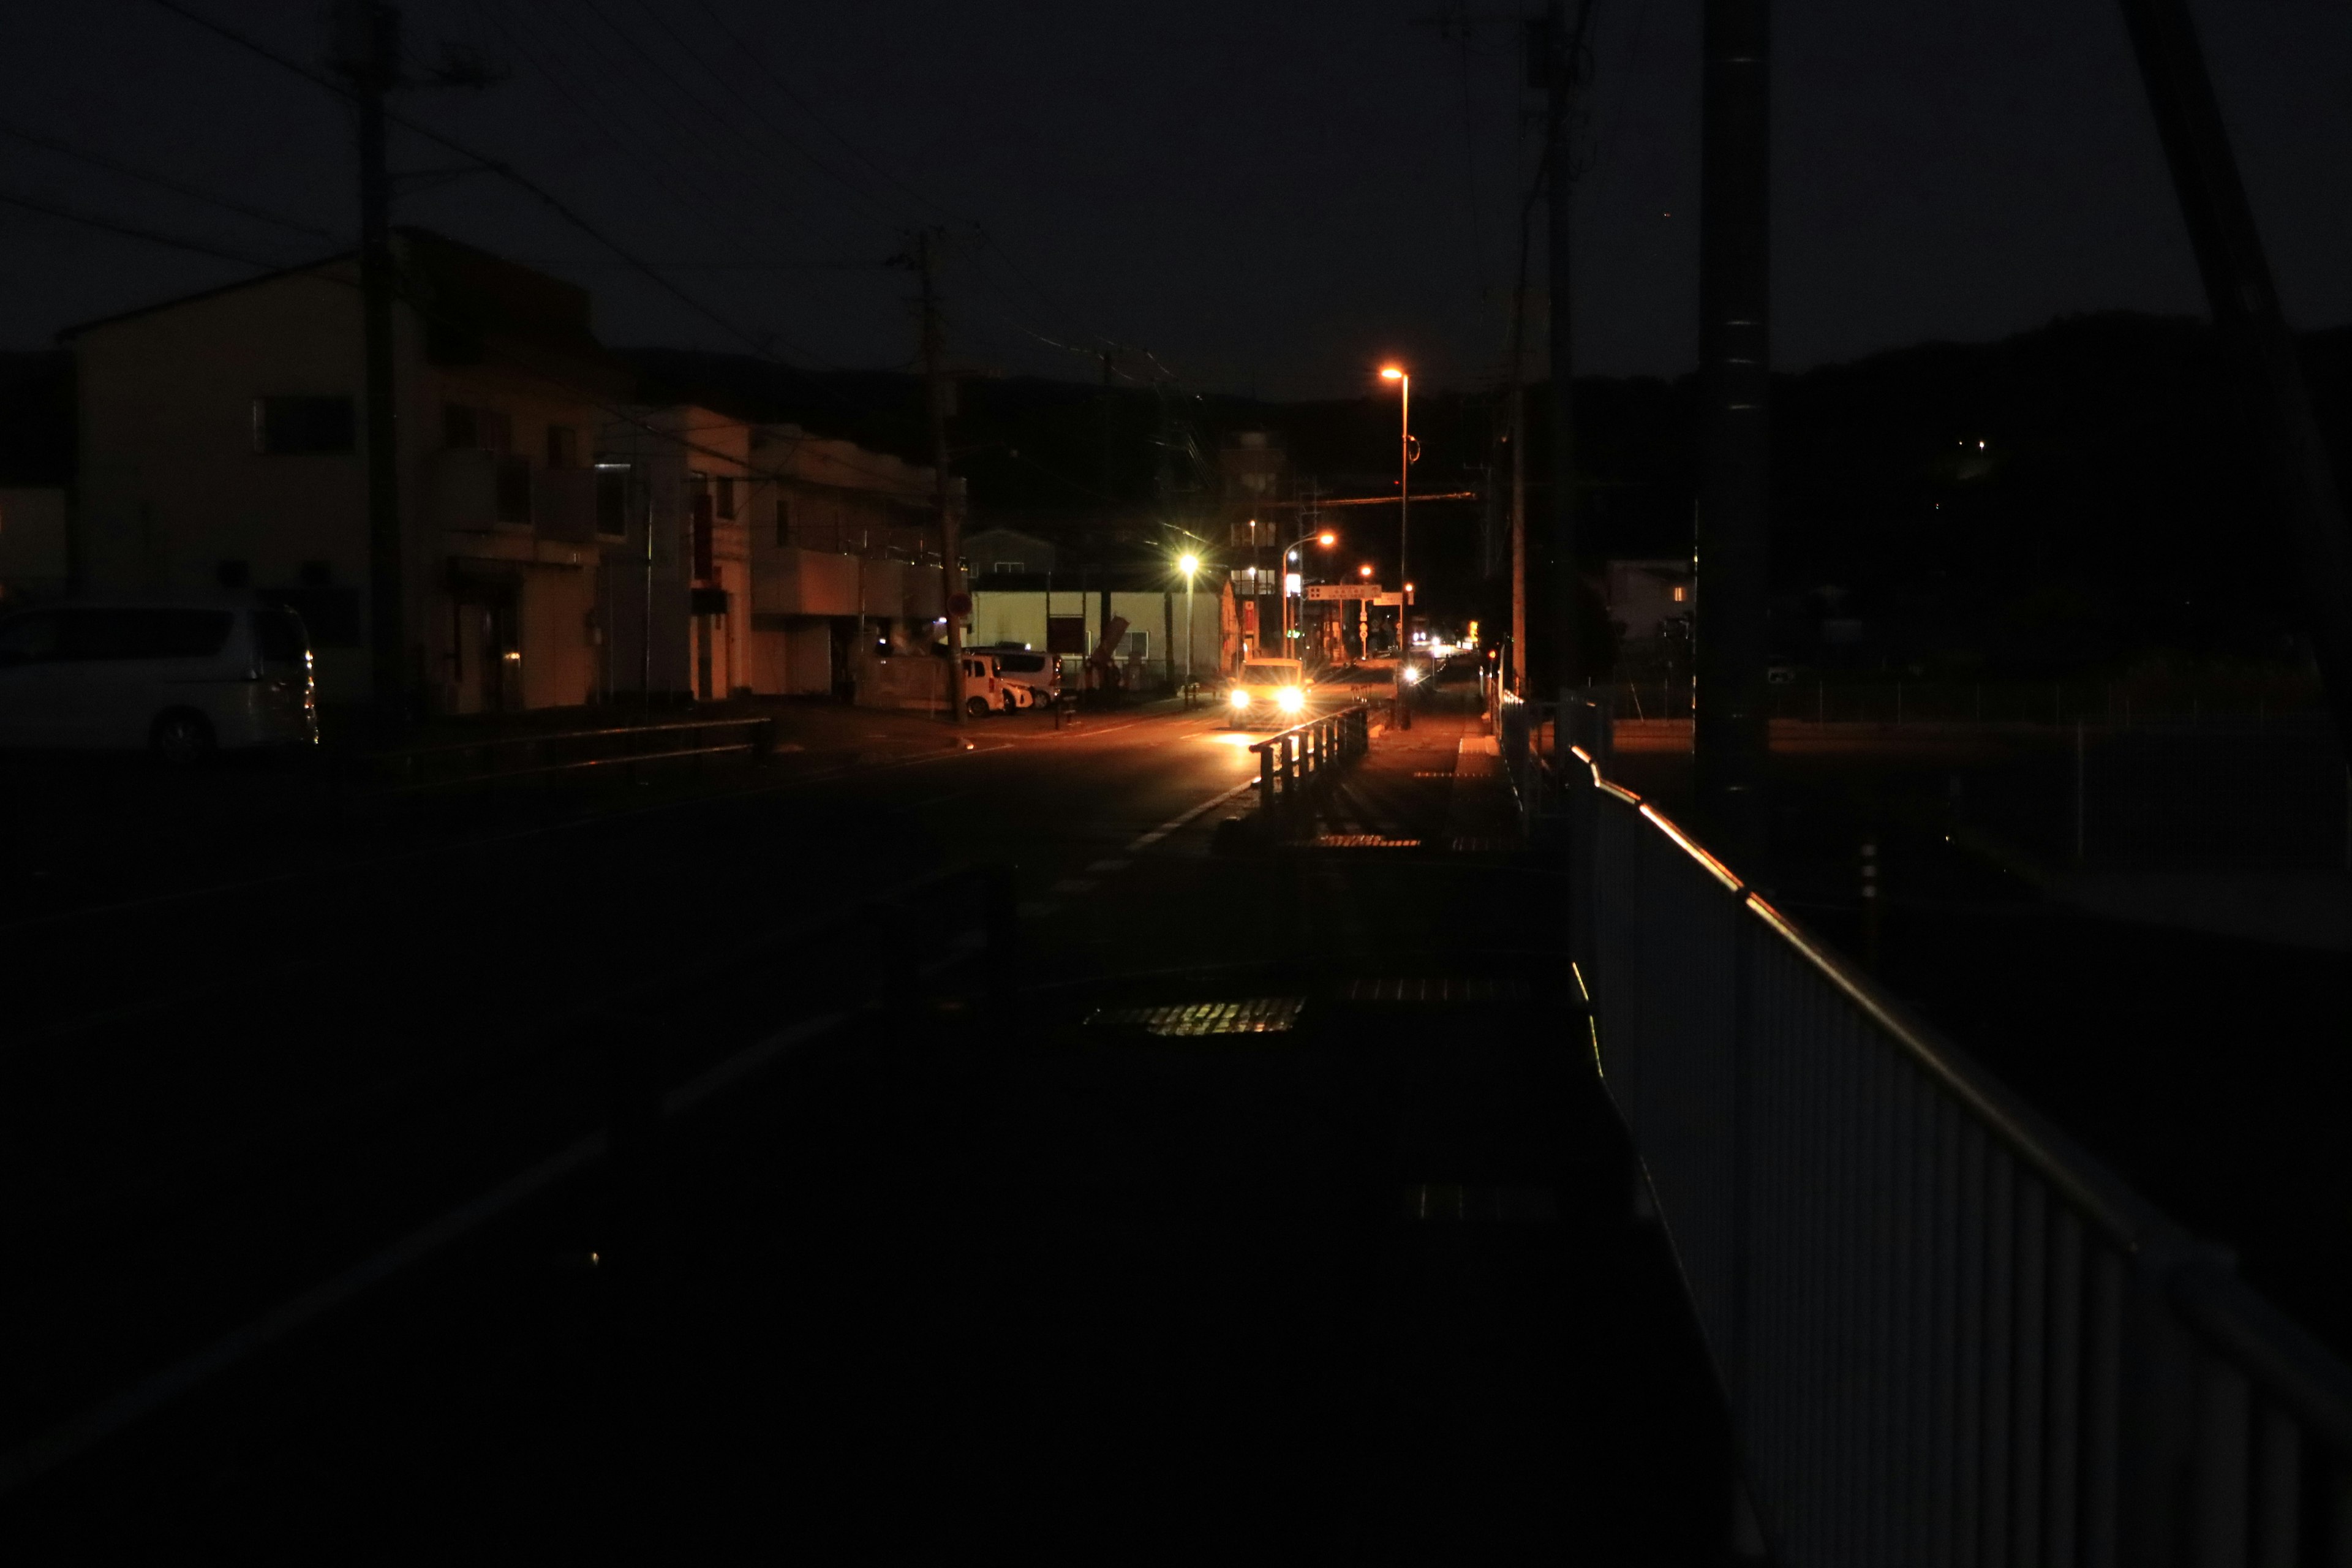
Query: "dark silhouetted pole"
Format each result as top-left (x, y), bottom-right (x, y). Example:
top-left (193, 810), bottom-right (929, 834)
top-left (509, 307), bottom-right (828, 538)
top-left (335, 1), bottom-right (405, 731)
top-left (1543, 0), bottom-right (1585, 702)
top-left (1693, 0), bottom-right (1771, 866)
top-left (916, 228), bottom-right (965, 723)
top-left (2119, 0), bottom-right (2352, 768)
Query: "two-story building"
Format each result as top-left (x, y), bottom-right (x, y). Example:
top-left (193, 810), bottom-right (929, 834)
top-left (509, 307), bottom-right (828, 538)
top-left (66, 228), bottom-right (630, 714)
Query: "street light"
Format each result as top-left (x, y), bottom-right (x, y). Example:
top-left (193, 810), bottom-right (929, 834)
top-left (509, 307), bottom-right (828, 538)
top-left (1178, 552), bottom-right (1199, 692)
top-left (1379, 365), bottom-right (1411, 702)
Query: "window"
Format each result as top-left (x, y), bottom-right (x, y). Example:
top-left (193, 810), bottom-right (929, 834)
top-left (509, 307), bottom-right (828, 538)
top-left (250, 608), bottom-right (309, 663)
top-left (443, 404), bottom-right (512, 452)
top-left (595, 467), bottom-right (630, 537)
top-left (495, 455), bottom-right (532, 524)
top-left (1046, 616), bottom-right (1086, 655)
top-left (714, 477), bottom-right (736, 519)
top-left (217, 559), bottom-right (249, 589)
top-left (253, 396), bottom-right (355, 455)
top-left (1121, 630), bottom-right (1148, 660)
top-left (545, 424), bottom-right (579, 469)
top-left (1672, 585), bottom-right (1687, 603)
top-left (56, 608), bottom-right (233, 661)
top-left (992, 560), bottom-right (1027, 575)
top-left (0, 611), bottom-right (62, 662)
top-left (775, 493), bottom-right (793, 547)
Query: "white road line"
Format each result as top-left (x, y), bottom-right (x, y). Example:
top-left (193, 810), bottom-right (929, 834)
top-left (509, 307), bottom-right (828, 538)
top-left (1123, 775), bottom-right (1259, 854)
top-left (0, 1008), bottom-right (849, 1498)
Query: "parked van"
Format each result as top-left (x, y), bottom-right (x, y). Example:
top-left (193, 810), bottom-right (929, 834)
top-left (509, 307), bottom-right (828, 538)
top-left (988, 648), bottom-right (1060, 708)
top-left (0, 600), bottom-right (318, 761)
top-left (959, 651), bottom-right (1013, 715)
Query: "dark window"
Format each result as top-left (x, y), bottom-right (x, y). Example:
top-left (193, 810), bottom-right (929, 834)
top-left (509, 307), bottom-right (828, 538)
top-left (546, 424), bottom-right (579, 469)
top-left (298, 560), bottom-right (333, 587)
top-left (254, 396), bottom-right (355, 456)
top-left (250, 607), bottom-right (309, 663)
top-left (714, 477), bottom-right (736, 519)
top-left (690, 586), bottom-right (729, 616)
top-left (496, 455), bottom-right (532, 524)
top-left (595, 468), bottom-right (630, 537)
top-left (260, 587), bottom-right (361, 648)
top-left (998, 653), bottom-right (1047, 674)
top-left (443, 403), bottom-right (478, 449)
top-left (56, 608), bottom-right (233, 661)
top-left (0, 611), bottom-right (63, 662)
top-left (691, 489), bottom-right (714, 581)
top-left (217, 559), bottom-right (249, 589)
top-left (775, 493), bottom-right (792, 547)
top-left (1046, 616), bottom-right (1087, 655)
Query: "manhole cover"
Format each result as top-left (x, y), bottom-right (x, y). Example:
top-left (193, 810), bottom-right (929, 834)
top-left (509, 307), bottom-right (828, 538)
top-left (1086, 997), bottom-right (1306, 1036)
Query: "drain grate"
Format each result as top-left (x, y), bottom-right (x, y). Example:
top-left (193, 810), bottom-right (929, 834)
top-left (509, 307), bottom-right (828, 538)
top-left (1312, 834), bottom-right (1422, 849)
top-left (1087, 997), bottom-right (1305, 1036)
top-left (1339, 976), bottom-right (1532, 1004)
top-left (1401, 1184), bottom-right (1558, 1224)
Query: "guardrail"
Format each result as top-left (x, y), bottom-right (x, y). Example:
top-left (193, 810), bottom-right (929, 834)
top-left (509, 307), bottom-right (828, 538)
top-left (1562, 746), bottom-right (2352, 1565)
top-left (339, 715), bottom-right (780, 804)
top-left (1247, 702), bottom-right (1373, 813)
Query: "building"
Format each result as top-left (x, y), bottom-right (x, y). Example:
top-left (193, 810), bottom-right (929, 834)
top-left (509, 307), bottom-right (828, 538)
top-left (968, 564), bottom-right (1223, 692)
top-left (0, 352), bottom-right (72, 606)
top-left (962, 526), bottom-right (1056, 577)
top-left (58, 230), bottom-right (950, 716)
top-left (66, 229), bottom-right (627, 712)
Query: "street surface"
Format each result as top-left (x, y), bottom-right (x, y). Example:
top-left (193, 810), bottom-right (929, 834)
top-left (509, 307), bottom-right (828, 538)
top-left (2, 682), bottom-right (1735, 1558)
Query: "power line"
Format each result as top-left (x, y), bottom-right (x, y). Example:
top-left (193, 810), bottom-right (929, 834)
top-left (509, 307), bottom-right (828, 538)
top-left (0, 187), bottom-right (301, 271)
top-left (0, 115), bottom-right (336, 241)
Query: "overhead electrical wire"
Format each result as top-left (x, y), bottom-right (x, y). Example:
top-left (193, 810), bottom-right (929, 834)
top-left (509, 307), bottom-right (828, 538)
top-left (0, 187), bottom-right (301, 271)
top-left (0, 115), bottom-right (336, 241)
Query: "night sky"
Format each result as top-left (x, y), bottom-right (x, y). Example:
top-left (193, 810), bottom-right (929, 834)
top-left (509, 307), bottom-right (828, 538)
top-left (4, 1), bottom-right (2347, 401)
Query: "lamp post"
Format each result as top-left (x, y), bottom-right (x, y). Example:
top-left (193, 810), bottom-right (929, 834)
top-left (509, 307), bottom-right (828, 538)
top-left (1283, 527), bottom-right (1336, 662)
top-left (1379, 364), bottom-right (1411, 666)
top-left (1178, 552), bottom-right (1199, 693)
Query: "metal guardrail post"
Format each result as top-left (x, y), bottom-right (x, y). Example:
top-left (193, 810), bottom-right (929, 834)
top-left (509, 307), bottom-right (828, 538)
top-left (1280, 735), bottom-right (1296, 799)
top-left (1259, 743), bottom-right (1274, 810)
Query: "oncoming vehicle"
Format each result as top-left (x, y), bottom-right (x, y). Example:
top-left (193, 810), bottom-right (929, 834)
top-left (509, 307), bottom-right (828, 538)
top-left (1226, 657), bottom-right (1309, 728)
top-left (0, 600), bottom-right (317, 761)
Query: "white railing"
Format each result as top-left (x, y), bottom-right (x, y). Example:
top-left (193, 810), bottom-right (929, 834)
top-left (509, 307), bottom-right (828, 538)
top-left (1562, 745), bottom-right (2352, 1567)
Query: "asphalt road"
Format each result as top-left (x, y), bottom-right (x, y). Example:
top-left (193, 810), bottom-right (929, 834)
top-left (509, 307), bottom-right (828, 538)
top-left (2, 684), bottom-right (1736, 1558)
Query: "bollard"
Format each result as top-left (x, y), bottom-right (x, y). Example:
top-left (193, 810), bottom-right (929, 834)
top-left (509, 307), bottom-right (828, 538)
top-left (1259, 743), bottom-right (1275, 809)
top-left (1280, 734), bottom-right (1296, 798)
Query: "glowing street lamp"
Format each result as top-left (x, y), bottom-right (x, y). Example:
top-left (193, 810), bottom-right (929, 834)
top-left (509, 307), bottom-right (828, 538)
top-left (1379, 365), bottom-right (1412, 703)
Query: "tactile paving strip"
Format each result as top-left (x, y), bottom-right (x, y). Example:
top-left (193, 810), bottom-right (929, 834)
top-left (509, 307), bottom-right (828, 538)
top-left (1338, 976), bottom-right (1532, 1004)
top-left (1085, 997), bottom-right (1306, 1036)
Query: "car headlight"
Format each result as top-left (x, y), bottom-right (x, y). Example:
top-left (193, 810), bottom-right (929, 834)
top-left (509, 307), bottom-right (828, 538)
top-left (1277, 688), bottom-right (1304, 714)
top-left (1229, 688), bottom-right (1251, 709)
top-left (1401, 666), bottom-right (1420, 685)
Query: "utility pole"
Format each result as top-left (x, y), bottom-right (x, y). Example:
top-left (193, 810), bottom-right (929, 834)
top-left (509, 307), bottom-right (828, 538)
top-left (916, 228), bottom-right (966, 724)
top-left (1542, 0), bottom-right (1590, 707)
top-left (334, 0), bottom-right (405, 733)
top-left (2118, 0), bottom-right (2352, 773)
top-left (1692, 0), bottom-right (1773, 867)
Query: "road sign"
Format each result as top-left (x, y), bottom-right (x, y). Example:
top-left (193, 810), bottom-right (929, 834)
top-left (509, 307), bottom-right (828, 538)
top-left (1374, 592), bottom-right (1404, 606)
top-left (1305, 583), bottom-right (1381, 600)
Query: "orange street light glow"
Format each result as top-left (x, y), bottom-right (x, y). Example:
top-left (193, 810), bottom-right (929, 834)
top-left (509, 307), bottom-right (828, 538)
top-left (1359, 564), bottom-right (1373, 577)
top-left (1379, 366), bottom-right (1404, 381)
top-left (1317, 530), bottom-right (1335, 546)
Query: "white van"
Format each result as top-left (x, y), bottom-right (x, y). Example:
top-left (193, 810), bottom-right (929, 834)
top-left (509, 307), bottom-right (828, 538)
top-left (987, 648), bottom-right (1060, 708)
top-left (959, 652), bottom-right (1013, 715)
top-left (0, 601), bottom-right (318, 761)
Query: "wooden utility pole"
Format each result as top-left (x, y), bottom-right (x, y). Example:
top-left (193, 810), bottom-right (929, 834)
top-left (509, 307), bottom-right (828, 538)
top-left (916, 228), bottom-right (966, 723)
top-left (2118, 0), bottom-right (2352, 771)
top-left (1692, 0), bottom-right (1773, 867)
top-left (1542, 0), bottom-right (1588, 703)
top-left (334, 0), bottom-right (405, 732)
